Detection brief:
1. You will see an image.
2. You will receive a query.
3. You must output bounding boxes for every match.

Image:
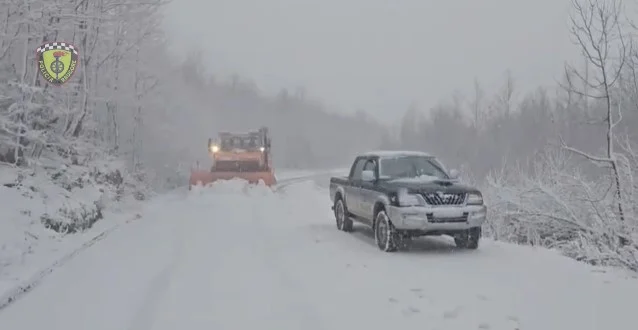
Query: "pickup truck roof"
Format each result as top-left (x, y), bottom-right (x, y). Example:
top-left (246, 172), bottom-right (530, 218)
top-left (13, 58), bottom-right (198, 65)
top-left (359, 150), bottom-right (432, 158)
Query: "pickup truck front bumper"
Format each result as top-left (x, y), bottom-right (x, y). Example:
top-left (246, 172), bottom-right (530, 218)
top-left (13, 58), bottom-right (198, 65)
top-left (386, 204), bottom-right (486, 232)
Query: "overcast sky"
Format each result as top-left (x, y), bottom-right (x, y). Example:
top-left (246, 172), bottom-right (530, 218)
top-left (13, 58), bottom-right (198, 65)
top-left (163, 0), bottom-right (583, 122)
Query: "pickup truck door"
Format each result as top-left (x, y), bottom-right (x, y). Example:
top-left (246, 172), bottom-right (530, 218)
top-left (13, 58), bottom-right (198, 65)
top-left (359, 159), bottom-right (379, 222)
top-left (345, 158), bottom-right (366, 216)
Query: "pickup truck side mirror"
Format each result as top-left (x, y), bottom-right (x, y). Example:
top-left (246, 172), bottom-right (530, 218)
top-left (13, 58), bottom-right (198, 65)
top-left (361, 170), bottom-right (376, 182)
top-left (449, 169), bottom-right (460, 180)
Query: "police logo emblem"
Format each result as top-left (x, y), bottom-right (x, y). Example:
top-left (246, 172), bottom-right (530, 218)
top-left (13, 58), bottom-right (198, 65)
top-left (36, 42), bottom-right (79, 86)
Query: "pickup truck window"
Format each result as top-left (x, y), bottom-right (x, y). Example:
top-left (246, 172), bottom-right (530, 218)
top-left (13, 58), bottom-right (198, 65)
top-left (350, 158), bottom-right (367, 180)
top-left (379, 155), bottom-right (449, 180)
top-left (363, 159), bottom-right (376, 171)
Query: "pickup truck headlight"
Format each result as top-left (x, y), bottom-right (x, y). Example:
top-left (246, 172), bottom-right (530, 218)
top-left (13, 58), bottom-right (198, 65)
top-left (466, 192), bottom-right (483, 205)
top-left (394, 188), bottom-right (426, 207)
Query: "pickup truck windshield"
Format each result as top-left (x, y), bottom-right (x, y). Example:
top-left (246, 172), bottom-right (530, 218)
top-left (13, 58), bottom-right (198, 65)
top-left (379, 156), bottom-right (449, 180)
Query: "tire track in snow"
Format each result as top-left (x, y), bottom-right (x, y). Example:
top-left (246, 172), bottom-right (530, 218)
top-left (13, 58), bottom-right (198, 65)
top-left (126, 212), bottom-right (188, 330)
top-left (273, 174), bottom-right (328, 193)
top-left (0, 213), bottom-right (142, 313)
top-left (273, 168), bottom-right (345, 192)
top-left (144, 180), bottom-right (332, 329)
top-left (246, 193), bottom-right (327, 330)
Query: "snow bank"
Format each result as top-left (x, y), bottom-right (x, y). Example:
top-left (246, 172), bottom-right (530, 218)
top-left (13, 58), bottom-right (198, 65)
top-left (0, 161), bottom-right (143, 295)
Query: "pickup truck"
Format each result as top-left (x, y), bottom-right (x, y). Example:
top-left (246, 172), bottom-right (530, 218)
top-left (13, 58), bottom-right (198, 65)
top-left (329, 151), bottom-right (486, 252)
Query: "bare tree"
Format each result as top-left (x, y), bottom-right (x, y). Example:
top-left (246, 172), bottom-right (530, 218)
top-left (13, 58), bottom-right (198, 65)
top-left (470, 77), bottom-right (484, 130)
top-left (490, 70), bottom-right (515, 118)
top-left (561, 0), bottom-right (631, 224)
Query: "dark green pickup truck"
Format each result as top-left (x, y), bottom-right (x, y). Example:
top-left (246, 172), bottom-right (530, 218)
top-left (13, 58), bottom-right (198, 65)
top-left (329, 151), bottom-right (486, 252)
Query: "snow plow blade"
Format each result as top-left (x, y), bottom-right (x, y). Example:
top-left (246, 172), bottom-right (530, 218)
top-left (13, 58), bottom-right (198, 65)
top-left (189, 169), bottom-right (277, 188)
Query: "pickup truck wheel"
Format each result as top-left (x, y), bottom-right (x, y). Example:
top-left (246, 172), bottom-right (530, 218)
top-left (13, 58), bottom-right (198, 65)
top-left (334, 199), bottom-right (353, 232)
top-left (454, 227), bottom-right (481, 249)
top-left (374, 210), bottom-right (399, 252)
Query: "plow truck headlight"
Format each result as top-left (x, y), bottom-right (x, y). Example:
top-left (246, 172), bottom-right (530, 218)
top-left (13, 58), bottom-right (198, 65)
top-left (259, 147), bottom-right (265, 152)
top-left (210, 144), bottom-right (219, 153)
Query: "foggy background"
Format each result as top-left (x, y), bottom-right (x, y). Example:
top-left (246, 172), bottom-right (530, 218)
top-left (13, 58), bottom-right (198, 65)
top-left (163, 0), bottom-right (580, 122)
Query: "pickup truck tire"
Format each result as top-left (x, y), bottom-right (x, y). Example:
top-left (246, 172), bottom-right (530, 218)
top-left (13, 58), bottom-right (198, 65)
top-left (454, 227), bottom-right (481, 249)
top-left (374, 210), bottom-right (400, 252)
top-left (334, 198), bottom-right (353, 232)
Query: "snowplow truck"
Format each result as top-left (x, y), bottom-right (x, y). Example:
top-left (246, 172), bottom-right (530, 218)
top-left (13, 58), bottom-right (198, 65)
top-left (189, 127), bottom-right (277, 189)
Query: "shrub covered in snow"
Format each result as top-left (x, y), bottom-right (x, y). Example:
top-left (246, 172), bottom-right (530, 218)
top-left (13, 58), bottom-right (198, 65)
top-left (482, 148), bottom-right (638, 271)
top-left (1, 155), bottom-right (145, 235)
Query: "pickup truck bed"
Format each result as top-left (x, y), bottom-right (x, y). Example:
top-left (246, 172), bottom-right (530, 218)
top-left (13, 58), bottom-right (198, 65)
top-left (329, 176), bottom-right (349, 204)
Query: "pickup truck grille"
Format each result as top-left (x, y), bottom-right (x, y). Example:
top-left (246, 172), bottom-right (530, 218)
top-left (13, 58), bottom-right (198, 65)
top-left (422, 192), bottom-right (466, 205)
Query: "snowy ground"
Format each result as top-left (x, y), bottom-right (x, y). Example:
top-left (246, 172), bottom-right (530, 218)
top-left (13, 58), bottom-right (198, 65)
top-left (1, 172), bottom-right (637, 329)
top-left (0, 168), bottom-right (344, 303)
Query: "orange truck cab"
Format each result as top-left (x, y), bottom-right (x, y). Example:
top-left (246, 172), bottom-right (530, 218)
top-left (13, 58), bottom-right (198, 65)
top-left (189, 127), bottom-right (277, 188)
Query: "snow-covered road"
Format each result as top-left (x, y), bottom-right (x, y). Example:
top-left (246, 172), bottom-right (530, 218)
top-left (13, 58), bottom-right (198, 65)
top-left (1, 175), bottom-right (637, 330)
